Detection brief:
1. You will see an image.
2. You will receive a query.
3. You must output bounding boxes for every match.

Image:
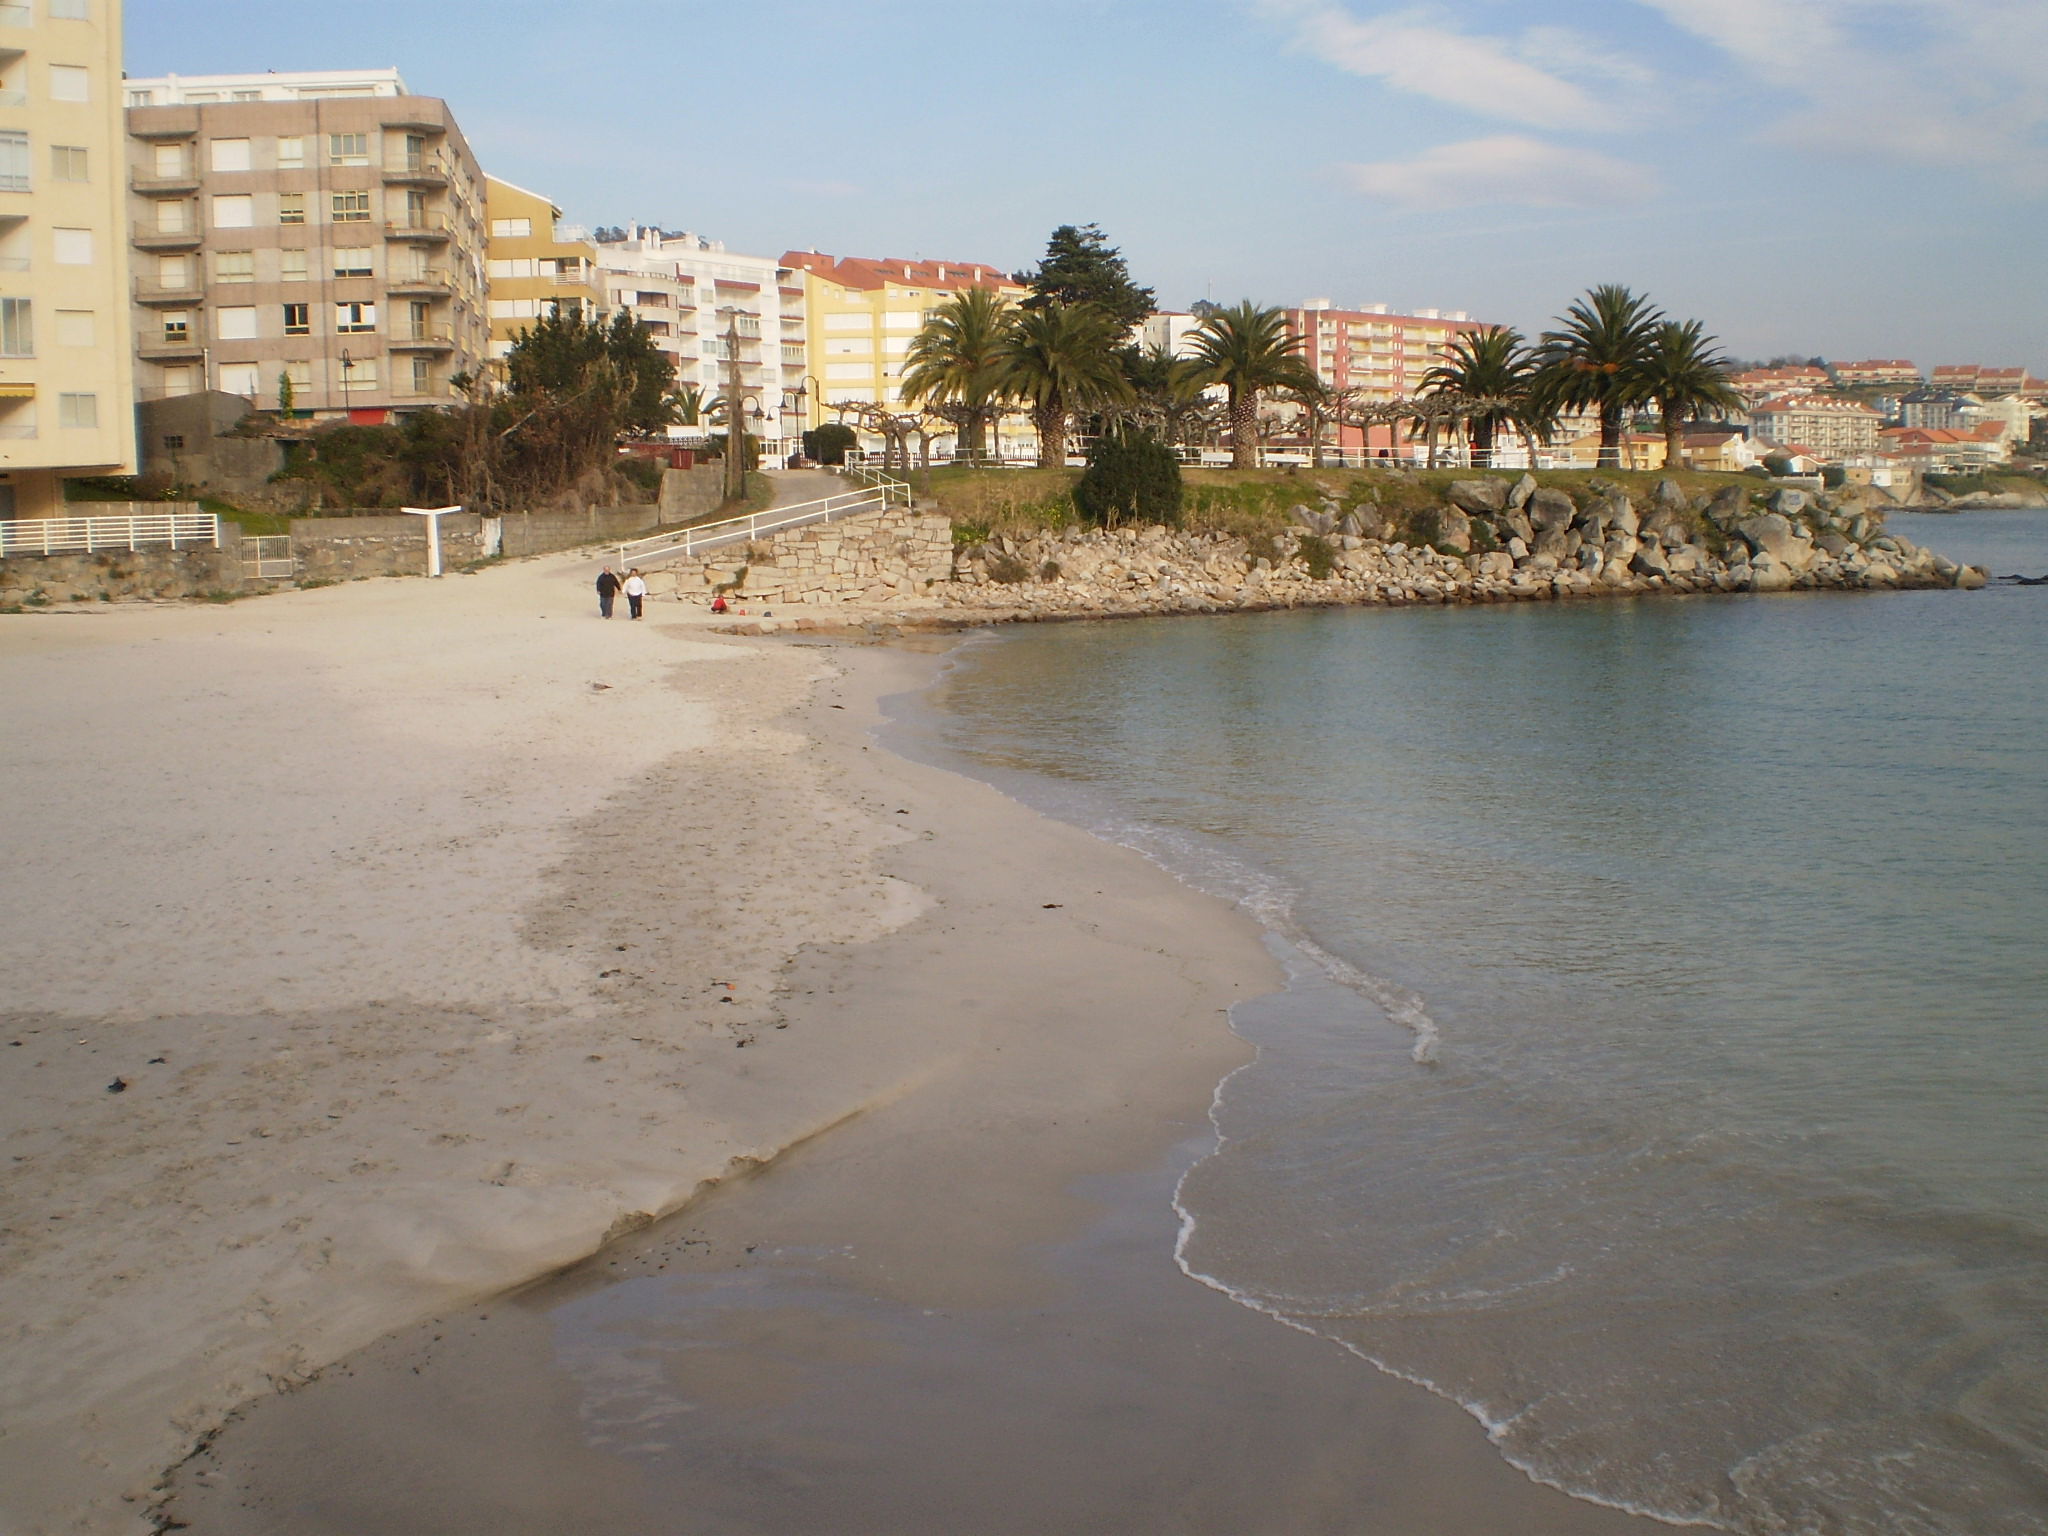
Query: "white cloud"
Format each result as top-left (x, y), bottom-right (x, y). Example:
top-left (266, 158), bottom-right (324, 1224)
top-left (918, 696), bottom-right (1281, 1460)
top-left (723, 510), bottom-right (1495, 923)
top-left (1255, 0), bottom-right (1624, 131)
top-left (1635, 0), bottom-right (2048, 186)
top-left (1338, 135), bottom-right (1661, 209)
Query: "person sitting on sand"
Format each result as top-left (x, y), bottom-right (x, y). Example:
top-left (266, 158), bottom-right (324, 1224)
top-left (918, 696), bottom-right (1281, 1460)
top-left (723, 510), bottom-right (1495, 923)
top-left (710, 593), bottom-right (729, 614)
top-left (595, 566), bottom-right (621, 619)
top-left (624, 568), bottom-right (648, 621)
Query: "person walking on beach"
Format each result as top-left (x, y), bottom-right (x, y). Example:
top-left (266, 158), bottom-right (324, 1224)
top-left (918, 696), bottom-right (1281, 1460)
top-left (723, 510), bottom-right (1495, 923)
top-left (596, 565), bottom-right (621, 619)
top-left (624, 568), bottom-right (648, 620)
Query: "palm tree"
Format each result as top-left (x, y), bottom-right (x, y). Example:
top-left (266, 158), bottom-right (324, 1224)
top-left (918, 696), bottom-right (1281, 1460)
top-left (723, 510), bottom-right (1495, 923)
top-left (996, 303), bottom-right (1132, 468)
top-left (1279, 374), bottom-right (1334, 467)
top-left (1534, 285), bottom-right (1664, 469)
top-left (1187, 302), bottom-right (1317, 469)
top-left (1638, 319), bottom-right (1741, 470)
top-left (901, 287), bottom-right (1013, 465)
top-left (1122, 343), bottom-right (1211, 446)
top-left (1420, 326), bottom-right (1541, 468)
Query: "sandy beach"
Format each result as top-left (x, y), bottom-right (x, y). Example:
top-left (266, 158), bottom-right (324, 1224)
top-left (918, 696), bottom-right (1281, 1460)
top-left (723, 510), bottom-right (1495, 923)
top-left (1, 528), bottom-right (1661, 1534)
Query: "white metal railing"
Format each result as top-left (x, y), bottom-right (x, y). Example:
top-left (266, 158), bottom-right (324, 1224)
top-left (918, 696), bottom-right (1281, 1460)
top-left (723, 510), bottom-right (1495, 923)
top-left (612, 484), bottom-right (904, 568)
top-left (839, 463), bottom-right (915, 502)
top-left (0, 510), bottom-right (220, 557)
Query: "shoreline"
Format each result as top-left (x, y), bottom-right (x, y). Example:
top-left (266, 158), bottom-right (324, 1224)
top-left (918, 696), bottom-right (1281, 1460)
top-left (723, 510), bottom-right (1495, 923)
top-left (1, 556), bottom-right (1661, 1534)
top-left (153, 628), bottom-right (1667, 1535)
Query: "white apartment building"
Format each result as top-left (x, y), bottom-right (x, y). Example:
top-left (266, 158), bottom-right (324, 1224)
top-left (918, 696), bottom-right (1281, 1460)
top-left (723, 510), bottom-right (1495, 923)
top-left (583, 226), bottom-right (805, 459)
top-left (0, 0), bottom-right (135, 518)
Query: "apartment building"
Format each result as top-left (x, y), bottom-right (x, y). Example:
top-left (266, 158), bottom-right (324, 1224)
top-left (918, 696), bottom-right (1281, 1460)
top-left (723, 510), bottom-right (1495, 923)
top-left (483, 176), bottom-right (599, 359)
top-left (1749, 394), bottom-right (1884, 461)
top-left (1282, 300), bottom-right (1481, 457)
top-left (0, 0), bottom-right (135, 518)
top-left (1731, 365), bottom-right (1829, 403)
top-left (123, 69), bottom-right (488, 421)
top-left (1830, 359), bottom-right (1920, 387)
top-left (782, 251), bottom-right (1023, 430)
top-left (589, 227), bottom-right (804, 457)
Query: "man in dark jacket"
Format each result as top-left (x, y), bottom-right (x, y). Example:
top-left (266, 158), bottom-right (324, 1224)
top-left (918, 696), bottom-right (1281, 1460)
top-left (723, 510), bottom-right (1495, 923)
top-left (595, 566), bottom-right (621, 619)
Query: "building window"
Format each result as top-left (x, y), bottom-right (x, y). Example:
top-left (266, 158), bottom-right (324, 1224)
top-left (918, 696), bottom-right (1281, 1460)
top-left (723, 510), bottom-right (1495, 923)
top-left (280, 249), bottom-right (308, 282)
top-left (411, 356), bottom-right (432, 395)
top-left (209, 138), bottom-right (251, 173)
top-left (335, 301), bottom-right (377, 334)
top-left (277, 191), bottom-right (305, 225)
top-left (327, 132), bottom-right (368, 166)
top-left (340, 358), bottom-right (377, 391)
top-left (212, 193), bottom-right (254, 229)
top-left (214, 249), bottom-right (254, 283)
top-left (0, 131), bottom-right (28, 193)
top-left (53, 309), bottom-right (92, 347)
top-left (230, 89), bottom-right (260, 102)
top-left (58, 393), bottom-right (97, 429)
top-left (282, 302), bottom-right (309, 335)
top-left (216, 306), bottom-right (257, 341)
top-left (52, 227), bottom-right (90, 264)
top-left (219, 362), bottom-right (260, 397)
top-left (331, 190), bottom-right (370, 223)
top-left (283, 360), bottom-right (311, 394)
top-left (277, 135), bottom-right (304, 169)
top-left (48, 64), bottom-right (89, 102)
top-left (161, 434), bottom-right (185, 451)
top-left (126, 89), bottom-right (153, 107)
top-left (50, 144), bottom-right (86, 181)
top-left (0, 297), bottom-right (31, 356)
top-left (50, 0), bottom-right (89, 15)
top-left (332, 247), bottom-right (371, 278)
top-left (161, 310), bottom-right (191, 342)
top-left (490, 217), bottom-right (532, 238)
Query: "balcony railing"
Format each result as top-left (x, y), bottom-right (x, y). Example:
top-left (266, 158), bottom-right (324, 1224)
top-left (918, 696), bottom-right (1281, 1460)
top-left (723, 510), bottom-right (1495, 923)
top-left (381, 156), bottom-right (448, 186)
top-left (388, 324), bottom-right (454, 348)
top-left (131, 168), bottom-right (201, 194)
top-left (384, 214), bottom-right (452, 241)
top-left (386, 268), bottom-right (451, 293)
top-left (134, 276), bottom-right (205, 303)
top-left (136, 328), bottom-right (205, 359)
top-left (133, 221), bottom-right (200, 249)
top-left (0, 510), bottom-right (220, 557)
top-left (0, 422), bottom-right (35, 439)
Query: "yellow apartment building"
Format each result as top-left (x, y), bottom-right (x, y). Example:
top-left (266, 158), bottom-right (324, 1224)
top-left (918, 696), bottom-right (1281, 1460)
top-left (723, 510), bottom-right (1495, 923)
top-left (0, 0), bottom-right (135, 518)
top-left (484, 176), bottom-right (599, 361)
top-left (781, 251), bottom-right (1022, 431)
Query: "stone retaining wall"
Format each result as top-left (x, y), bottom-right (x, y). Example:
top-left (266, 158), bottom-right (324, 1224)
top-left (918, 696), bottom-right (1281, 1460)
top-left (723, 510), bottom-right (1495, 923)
top-left (290, 514), bottom-right (489, 582)
top-left (661, 507), bottom-right (955, 605)
top-left (0, 537), bottom-right (247, 606)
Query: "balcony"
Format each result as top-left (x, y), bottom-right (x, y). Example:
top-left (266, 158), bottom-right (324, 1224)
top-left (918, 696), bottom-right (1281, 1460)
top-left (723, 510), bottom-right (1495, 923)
top-left (137, 328), bottom-right (205, 361)
top-left (388, 324), bottom-right (454, 351)
top-left (378, 110), bottom-right (447, 133)
top-left (134, 276), bottom-right (205, 305)
top-left (384, 214), bottom-right (451, 243)
top-left (132, 222), bottom-right (201, 251)
top-left (381, 156), bottom-right (448, 187)
top-left (385, 268), bottom-right (450, 296)
top-left (128, 109), bottom-right (200, 140)
top-left (131, 168), bottom-right (201, 195)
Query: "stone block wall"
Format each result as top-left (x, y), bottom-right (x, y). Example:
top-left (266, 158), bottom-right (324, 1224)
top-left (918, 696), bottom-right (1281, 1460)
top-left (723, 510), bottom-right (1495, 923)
top-left (290, 514), bottom-right (489, 581)
top-left (498, 504), bottom-right (663, 559)
top-left (0, 537), bottom-right (247, 605)
top-left (661, 508), bottom-right (955, 606)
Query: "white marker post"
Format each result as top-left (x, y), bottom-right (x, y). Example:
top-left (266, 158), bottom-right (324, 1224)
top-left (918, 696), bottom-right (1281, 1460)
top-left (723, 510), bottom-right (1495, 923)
top-left (400, 505), bottom-right (463, 578)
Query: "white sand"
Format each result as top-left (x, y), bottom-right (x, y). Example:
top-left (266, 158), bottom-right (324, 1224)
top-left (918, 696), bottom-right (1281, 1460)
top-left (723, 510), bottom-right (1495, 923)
top-left (0, 549), bottom-right (946, 1533)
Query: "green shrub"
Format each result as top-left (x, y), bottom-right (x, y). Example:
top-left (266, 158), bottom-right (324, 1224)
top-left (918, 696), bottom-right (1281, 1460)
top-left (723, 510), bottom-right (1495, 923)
top-left (803, 423), bottom-right (858, 466)
top-left (1297, 534), bottom-right (1337, 580)
top-left (985, 551), bottom-right (1031, 584)
top-left (1073, 426), bottom-right (1183, 528)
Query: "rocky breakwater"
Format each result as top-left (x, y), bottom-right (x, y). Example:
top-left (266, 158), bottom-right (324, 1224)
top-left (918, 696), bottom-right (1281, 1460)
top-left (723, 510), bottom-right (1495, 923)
top-left (943, 475), bottom-right (1986, 621)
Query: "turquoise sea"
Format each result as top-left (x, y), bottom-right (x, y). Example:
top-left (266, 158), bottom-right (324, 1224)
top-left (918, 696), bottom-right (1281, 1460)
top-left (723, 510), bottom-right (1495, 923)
top-left (897, 511), bottom-right (2048, 1534)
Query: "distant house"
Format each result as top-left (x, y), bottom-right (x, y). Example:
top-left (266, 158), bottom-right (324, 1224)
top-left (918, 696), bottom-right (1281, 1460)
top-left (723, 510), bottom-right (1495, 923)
top-left (1680, 431), bottom-right (1756, 472)
top-left (1881, 424), bottom-right (2012, 472)
top-left (1831, 359), bottom-right (1921, 387)
top-left (1732, 365), bottom-right (1829, 404)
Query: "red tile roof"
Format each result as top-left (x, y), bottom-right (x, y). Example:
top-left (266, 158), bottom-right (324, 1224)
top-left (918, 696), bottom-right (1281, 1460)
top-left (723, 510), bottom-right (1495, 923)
top-left (781, 251), bottom-right (1020, 293)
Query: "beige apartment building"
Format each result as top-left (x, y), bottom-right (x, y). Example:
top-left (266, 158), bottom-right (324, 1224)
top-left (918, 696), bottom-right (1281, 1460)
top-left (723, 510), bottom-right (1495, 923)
top-left (123, 69), bottom-right (488, 422)
top-left (0, 0), bottom-right (135, 518)
top-left (484, 176), bottom-right (600, 360)
top-left (1749, 394), bottom-right (1884, 462)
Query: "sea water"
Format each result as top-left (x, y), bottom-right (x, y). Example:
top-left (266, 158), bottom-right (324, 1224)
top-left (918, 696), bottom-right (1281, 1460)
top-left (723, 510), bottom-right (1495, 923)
top-left (893, 511), bottom-right (2048, 1534)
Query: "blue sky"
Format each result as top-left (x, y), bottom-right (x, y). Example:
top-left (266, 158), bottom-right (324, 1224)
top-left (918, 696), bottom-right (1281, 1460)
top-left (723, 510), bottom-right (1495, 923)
top-left (130, 0), bottom-right (2047, 368)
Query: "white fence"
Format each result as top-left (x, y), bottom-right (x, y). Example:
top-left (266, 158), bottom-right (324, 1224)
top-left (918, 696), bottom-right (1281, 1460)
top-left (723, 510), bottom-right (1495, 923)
top-left (613, 481), bottom-right (909, 569)
top-left (0, 509), bottom-right (220, 557)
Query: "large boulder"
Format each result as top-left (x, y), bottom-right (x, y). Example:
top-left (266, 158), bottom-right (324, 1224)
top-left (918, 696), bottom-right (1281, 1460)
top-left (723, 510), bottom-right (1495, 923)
top-left (1769, 487), bottom-right (1810, 518)
top-left (1651, 477), bottom-right (1687, 511)
top-left (1702, 485), bottom-right (1747, 527)
top-left (1641, 507), bottom-right (1691, 549)
top-left (1528, 486), bottom-right (1577, 532)
top-left (1738, 512), bottom-right (1814, 569)
top-left (1605, 496), bottom-right (1640, 536)
top-left (1507, 473), bottom-right (1539, 510)
top-left (1446, 478), bottom-right (1509, 515)
top-left (1428, 504), bottom-right (1474, 554)
top-left (1747, 550), bottom-right (1794, 592)
top-left (1630, 544), bottom-right (1670, 578)
top-left (1533, 526), bottom-right (1575, 562)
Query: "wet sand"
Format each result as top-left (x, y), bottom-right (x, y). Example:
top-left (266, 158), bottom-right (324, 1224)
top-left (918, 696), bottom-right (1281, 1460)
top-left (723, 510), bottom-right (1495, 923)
top-left (156, 640), bottom-right (1665, 1536)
